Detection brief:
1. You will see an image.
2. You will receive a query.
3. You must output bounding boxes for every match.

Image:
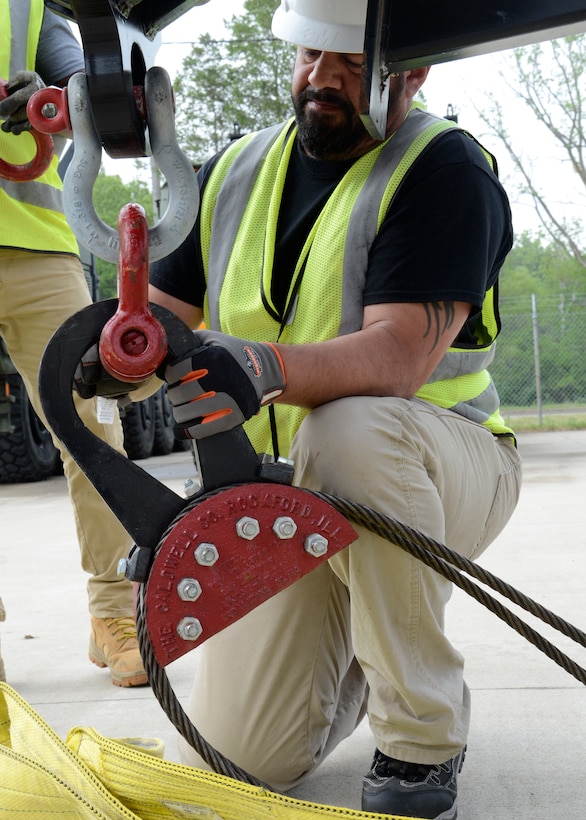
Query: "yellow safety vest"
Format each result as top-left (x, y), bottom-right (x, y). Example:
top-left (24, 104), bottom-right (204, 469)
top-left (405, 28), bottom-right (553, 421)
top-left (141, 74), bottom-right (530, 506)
top-left (200, 107), bottom-right (514, 457)
top-left (0, 0), bottom-right (78, 254)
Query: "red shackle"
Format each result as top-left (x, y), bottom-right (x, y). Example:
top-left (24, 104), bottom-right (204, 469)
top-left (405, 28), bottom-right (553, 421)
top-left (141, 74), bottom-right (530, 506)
top-left (26, 85), bottom-right (72, 135)
top-left (99, 203), bottom-right (168, 382)
top-left (0, 79), bottom-right (54, 182)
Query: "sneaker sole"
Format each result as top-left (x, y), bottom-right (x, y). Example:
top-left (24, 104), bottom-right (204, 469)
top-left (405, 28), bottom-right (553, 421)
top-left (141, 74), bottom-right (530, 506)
top-left (435, 801), bottom-right (457, 820)
top-left (362, 795), bottom-right (457, 820)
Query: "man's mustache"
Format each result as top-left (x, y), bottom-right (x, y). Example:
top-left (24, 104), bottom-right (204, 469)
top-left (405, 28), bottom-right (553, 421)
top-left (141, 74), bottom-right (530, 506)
top-left (298, 89), bottom-right (354, 116)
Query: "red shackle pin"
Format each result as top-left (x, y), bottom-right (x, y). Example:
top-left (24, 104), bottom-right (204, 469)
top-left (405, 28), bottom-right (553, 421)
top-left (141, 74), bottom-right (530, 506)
top-left (0, 79), bottom-right (54, 182)
top-left (99, 203), bottom-right (168, 382)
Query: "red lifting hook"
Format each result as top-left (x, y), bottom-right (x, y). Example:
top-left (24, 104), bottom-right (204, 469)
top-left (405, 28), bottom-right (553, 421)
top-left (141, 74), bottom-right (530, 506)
top-left (99, 203), bottom-right (168, 382)
top-left (0, 79), bottom-right (54, 181)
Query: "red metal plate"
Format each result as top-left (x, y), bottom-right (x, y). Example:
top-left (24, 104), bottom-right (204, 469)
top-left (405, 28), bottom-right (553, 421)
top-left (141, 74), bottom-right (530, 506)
top-left (145, 483), bottom-right (358, 666)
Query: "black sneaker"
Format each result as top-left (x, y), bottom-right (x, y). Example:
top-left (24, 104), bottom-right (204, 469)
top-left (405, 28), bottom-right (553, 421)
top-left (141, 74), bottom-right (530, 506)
top-left (361, 746), bottom-right (466, 819)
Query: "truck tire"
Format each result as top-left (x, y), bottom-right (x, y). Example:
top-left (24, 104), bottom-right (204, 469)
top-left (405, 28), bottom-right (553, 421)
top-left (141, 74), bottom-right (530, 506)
top-left (0, 374), bottom-right (61, 483)
top-left (152, 386), bottom-right (176, 456)
top-left (121, 394), bottom-right (156, 460)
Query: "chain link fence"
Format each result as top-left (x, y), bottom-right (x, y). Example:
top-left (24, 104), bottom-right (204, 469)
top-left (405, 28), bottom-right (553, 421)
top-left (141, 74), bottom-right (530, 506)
top-left (490, 293), bottom-right (586, 425)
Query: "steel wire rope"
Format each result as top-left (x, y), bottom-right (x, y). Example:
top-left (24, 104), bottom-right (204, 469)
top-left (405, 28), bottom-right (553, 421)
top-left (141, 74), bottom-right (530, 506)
top-left (136, 485), bottom-right (270, 787)
top-left (313, 492), bottom-right (586, 682)
top-left (136, 483), bottom-right (586, 789)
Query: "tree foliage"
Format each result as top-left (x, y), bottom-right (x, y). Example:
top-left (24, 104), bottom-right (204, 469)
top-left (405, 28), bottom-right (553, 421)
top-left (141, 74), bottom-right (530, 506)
top-left (174, 0), bottom-right (295, 163)
top-left (477, 35), bottom-right (586, 270)
top-left (491, 231), bottom-right (586, 407)
top-left (468, 36), bottom-right (586, 406)
top-left (499, 231), bottom-right (585, 305)
top-left (92, 169), bottom-right (154, 299)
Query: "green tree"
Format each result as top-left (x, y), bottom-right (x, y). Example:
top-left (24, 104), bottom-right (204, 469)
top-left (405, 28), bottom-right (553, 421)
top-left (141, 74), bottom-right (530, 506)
top-left (174, 34), bottom-right (233, 160)
top-left (174, 0), bottom-right (295, 163)
top-left (476, 35), bottom-right (586, 271)
top-left (499, 231), bottom-right (586, 308)
top-left (91, 169), bottom-right (154, 299)
top-left (492, 232), bottom-right (586, 407)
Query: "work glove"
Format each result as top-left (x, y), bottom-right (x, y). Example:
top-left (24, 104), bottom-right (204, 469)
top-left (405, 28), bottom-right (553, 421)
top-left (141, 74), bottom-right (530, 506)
top-left (73, 343), bottom-right (153, 401)
top-left (0, 71), bottom-right (46, 135)
top-left (165, 329), bottom-right (286, 440)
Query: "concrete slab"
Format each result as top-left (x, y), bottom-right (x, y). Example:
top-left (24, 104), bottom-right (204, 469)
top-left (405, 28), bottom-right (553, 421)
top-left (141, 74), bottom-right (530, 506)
top-left (1, 431), bottom-right (585, 818)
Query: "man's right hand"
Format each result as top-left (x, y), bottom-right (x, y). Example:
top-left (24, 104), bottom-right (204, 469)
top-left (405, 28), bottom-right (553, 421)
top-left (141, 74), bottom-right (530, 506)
top-left (0, 71), bottom-right (46, 135)
top-left (164, 330), bottom-right (286, 440)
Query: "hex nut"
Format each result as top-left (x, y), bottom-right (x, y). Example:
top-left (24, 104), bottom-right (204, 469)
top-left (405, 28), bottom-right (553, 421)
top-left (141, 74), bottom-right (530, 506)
top-left (177, 578), bottom-right (202, 602)
top-left (42, 102), bottom-right (58, 119)
top-left (304, 533), bottom-right (329, 557)
top-left (272, 516), bottom-right (298, 540)
top-left (184, 477), bottom-right (199, 498)
top-left (194, 543), bottom-right (219, 566)
top-left (236, 516), bottom-right (261, 540)
top-left (176, 617), bottom-right (203, 641)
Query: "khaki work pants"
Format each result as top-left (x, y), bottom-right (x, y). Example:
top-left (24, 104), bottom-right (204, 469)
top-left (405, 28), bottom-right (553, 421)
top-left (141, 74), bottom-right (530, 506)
top-left (179, 396), bottom-right (522, 790)
top-left (0, 249), bottom-right (134, 617)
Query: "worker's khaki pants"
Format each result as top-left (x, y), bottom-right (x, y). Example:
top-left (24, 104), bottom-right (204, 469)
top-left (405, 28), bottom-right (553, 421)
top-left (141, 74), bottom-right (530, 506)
top-left (179, 396), bottom-right (522, 790)
top-left (0, 250), bottom-right (134, 617)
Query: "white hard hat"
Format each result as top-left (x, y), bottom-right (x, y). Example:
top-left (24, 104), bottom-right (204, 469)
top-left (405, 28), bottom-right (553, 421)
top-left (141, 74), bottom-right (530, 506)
top-left (271, 0), bottom-right (367, 54)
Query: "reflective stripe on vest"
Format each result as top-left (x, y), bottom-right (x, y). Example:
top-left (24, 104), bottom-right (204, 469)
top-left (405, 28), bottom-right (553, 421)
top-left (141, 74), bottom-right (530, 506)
top-left (201, 107), bottom-right (513, 455)
top-left (0, 0), bottom-right (78, 254)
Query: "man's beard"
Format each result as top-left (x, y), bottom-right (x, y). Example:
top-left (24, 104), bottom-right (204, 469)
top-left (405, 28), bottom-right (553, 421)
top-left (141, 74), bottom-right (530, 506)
top-left (293, 75), bottom-right (407, 160)
top-left (292, 89), bottom-right (368, 160)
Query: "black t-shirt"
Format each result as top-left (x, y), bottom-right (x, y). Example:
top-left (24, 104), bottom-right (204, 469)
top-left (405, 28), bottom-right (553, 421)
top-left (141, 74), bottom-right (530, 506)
top-left (150, 128), bottom-right (512, 344)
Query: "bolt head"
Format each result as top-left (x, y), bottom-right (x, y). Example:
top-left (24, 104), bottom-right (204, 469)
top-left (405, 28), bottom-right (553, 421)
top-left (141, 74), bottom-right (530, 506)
top-left (272, 516), bottom-right (297, 539)
top-left (304, 533), bottom-right (329, 557)
top-left (236, 516), bottom-right (261, 540)
top-left (176, 617), bottom-right (203, 641)
top-left (194, 543), bottom-right (219, 566)
top-left (177, 578), bottom-right (202, 602)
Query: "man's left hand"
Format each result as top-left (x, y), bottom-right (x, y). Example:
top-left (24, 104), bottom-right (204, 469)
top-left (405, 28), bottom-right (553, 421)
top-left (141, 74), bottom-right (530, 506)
top-left (0, 71), bottom-right (46, 134)
top-left (73, 343), bottom-right (153, 401)
top-left (165, 330), bottom-right (286, 440)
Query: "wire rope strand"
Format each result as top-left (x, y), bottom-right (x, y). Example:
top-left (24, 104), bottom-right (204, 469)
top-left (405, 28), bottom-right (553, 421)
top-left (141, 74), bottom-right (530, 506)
top-left (316, 492), bottom-right (586, 650)
top-left (135, 484), bottom-right (586, 790)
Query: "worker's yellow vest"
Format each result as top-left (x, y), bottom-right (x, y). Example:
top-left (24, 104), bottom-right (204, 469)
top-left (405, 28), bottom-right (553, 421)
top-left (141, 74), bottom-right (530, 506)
top-left (200, 107), bottom-right (514, 457)
top-left (0, 0), bottom-right (79, 254)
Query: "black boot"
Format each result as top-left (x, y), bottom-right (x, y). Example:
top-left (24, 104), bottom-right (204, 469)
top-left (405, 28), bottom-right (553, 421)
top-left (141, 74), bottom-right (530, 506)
top-left (362, 746), bottom-right (466, 819)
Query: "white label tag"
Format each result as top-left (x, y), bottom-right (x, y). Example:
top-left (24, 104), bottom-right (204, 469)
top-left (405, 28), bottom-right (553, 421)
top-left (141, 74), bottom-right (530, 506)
top-left (96, 396), bottom-right (117, 424)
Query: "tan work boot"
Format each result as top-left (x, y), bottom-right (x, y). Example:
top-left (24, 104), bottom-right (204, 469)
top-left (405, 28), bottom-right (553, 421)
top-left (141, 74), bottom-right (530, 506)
top-left (89, 616), bottom-right (148, 687)
top-left (0, 597), bottom-right (5, 683)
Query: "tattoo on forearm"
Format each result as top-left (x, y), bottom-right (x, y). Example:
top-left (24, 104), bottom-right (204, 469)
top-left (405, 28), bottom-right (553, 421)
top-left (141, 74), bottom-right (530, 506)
top-left (422, 301), bottom-right (456, 354)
